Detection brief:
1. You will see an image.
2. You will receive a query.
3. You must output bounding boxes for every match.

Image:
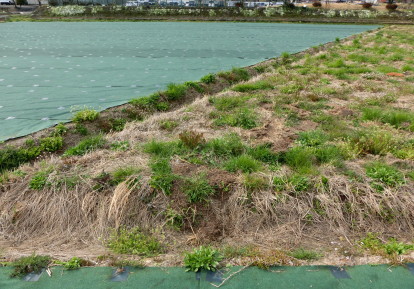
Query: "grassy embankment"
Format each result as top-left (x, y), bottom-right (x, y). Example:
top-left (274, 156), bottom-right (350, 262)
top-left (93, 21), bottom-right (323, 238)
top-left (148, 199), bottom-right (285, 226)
top-left (1, 25), bottom-right (414, 268)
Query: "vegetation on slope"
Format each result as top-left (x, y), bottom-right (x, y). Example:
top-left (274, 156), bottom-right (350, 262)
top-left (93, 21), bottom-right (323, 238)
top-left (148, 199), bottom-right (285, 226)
top-left (1, 25), bottom-right (414, 267)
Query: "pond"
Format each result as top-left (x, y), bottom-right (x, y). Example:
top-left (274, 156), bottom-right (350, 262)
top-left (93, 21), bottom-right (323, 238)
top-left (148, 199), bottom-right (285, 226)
top-left (0, 22), bottom-right (378, 140)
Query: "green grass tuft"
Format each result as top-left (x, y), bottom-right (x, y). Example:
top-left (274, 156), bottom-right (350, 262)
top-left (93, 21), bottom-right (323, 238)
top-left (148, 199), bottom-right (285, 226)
top-left (232, 81), bottom-right (273, 92)
top-left (63, 135), bottom-right (106, 156)
top-left (365, 161), bottom-right (405, 188)
top-left (224, 154), bottom-right (261, 173)
top-left (182, 173), bottom-right (215, 203)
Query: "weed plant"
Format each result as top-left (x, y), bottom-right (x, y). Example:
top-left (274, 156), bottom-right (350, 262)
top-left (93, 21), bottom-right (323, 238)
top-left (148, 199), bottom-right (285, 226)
top-left (63, 135), bottom-right (106, 156)
top-left (0, 136), bottom-right (63, 173)
top-left (182, 173), bottom-right (215, 203)
top-left (51, 123), bottom-right (68, 136)
top-left (29, 170), bottom-right (51, 190)
top-left (289, 248), bottom-right (322, 260)
top-left (297, 130), bottom-right (329, 147)
top-left (203, 134), bottom-right (245, 158)
top-left (165, 208), bottom-right (184, 229)
top-left (273, 174), bottom-right (311, 194)
top-left (57, 257), bottom-right (85, 270)
top-left (232, 81), bottom-right (273, 92)
top-left (110, 167), bottom-right (141, 186)
top-left (184, 246), bottom-right (222, 272)
top-left (209, 95), bottom-right (247, 111)
top-left (149, 158), bottom-right (175, 195)
top-left (143, 140), bottom-right (182, 158)
top-left (218, 67), bottom-right (250, 84)
top-left (221, 245), bottom-right (257, 259)
top-left (365, 161), bottom-right (405, 188)
top-left (184, 81), bottom-right (204, 93)
top-left (247, 144), bottom-right (279, 165)
top-left (200, 73), bottom-right (216, 84)
top-left (110, 141), bottom-right (130, 151)
top-left (224, 154), bottom-right (261, 173)
top-left (360, 233), bottom-right (414, 256)
top-left (72, 107), bottom-right (99, 123)
top-left (40, 136), bottom-right (63, 152)
top-left (10, 254), bottom-right (51, 278)
top-left (74, 123), bottom-right (88, 135)
top-left (361, 107), bottom-right (414, 130)
top-left (212, 107), bottom-right (259, 129)
top-left (164, 83), bottom-right (187, 101)
top-left (347, 128), bottom-right (397, 156)
top-left (243, 174), bottom-right (269, 191)
top-left (159, 120), bottom-right (179, 131)
top-left (107, 227), bottom-right (162, 256)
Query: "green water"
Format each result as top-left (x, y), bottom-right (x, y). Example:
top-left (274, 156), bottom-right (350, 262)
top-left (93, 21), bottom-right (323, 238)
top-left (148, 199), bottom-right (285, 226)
top-left (0, 22), bottom-right (378, 140)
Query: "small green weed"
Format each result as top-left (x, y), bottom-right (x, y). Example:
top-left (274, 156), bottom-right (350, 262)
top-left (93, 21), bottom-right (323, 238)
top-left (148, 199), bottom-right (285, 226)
top-left (203, 134), bottom-right (245, 158)
top-left (109, 118), bottom-right (127, 132)
top-left (107, 227), bottom-right (163, 257)
top-left (40, 136), bottom-right (63, 152)
top-left (0, 146), bottom-right (40, 173)
top-left (212, 107), bottom-right (259, 129)
top-left (149, 158), bottom-right (175, 195)
top-left (297, 130), bottom-right (329, 147)
top-left (58, 257), bottom-right (85, 270)
top-left (72, 107), bottom-right (99, 123)
top-left (182, 173), bottom-right (215, 203)
top-left (29, 170), bottom-right (51, 190)
top-left (254, 66), bottom-right (266, 73)
top-left (289, 248), bottom-right (322, 260)
top-left (130, 93), bottom-right (161, 111)
top-left (348, 128), bottom-right (397, 156)
top-left (51, 123), bottom-right (68, 136)
top-left (224, 154), bottom-right (261, 173)
top-left (288, 174), bottom-right (311, 193)
top-left (10, 254), bottom-right (51, 278)
top-left (200, 73), bottom-right (216, 84)
top-left (165, 208), bottom-right (184, 229)
top-left (63, 135), bottom-right (106, 156)
top-left (164, 83), bottom-right (187, 101)
top-left (361, 107), bottom-right (414, 130)
top-left (209, 95), bottom-right (246, 111)
top-left (110, 141), bottom-right (130, 151)
top-left (360, 233), bottom-right (414, 256)
top-left (218, 67), bottom-right (250, 84)
top-left (247, 144), bottom-right (279, 165)
top-left (74, 123), bottom-right (88, 135)
top-left (110, 167), bottom-right (141, 186)
top-left (143, 140), bottom-right (182, 158)
top-left (184, 81), bottom-right (204, 93)
top-left (159, 120), bottom-right (179, 131)
top-left (243, 173), bottom-right (269, 191)
top-left (232, 81), bottom-right (273, 92)
top-left (283, 146), bottom-right (314, 174)
top-left (221, 245), bottom-right (257, 259)
top-left (280, 84), bottom-right (303, 94)
top-left (384, 239), bottom-right (414, 255)
top-left (184, 246), bottom-right (223, 272)
top-left (365, 161), bottom-right (405, 188)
